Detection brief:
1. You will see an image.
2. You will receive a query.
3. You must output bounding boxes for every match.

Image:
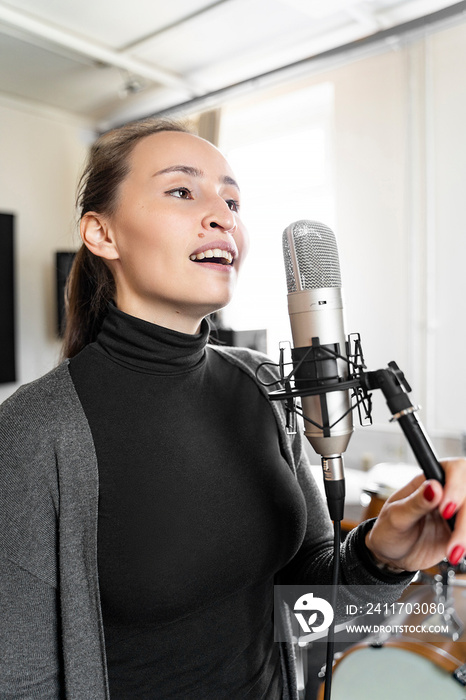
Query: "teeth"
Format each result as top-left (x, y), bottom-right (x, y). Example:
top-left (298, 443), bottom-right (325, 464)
top-left (189, 249), bottom-right (234, 263)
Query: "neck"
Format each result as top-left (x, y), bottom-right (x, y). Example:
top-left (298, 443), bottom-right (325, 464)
top-left (114, 295), bottom-right (203, 335)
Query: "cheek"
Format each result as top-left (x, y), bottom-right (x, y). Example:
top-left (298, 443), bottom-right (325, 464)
top-left (237, 226), bottom-right (250, 268)
top-left (114, 215), bottom-right (164, 262)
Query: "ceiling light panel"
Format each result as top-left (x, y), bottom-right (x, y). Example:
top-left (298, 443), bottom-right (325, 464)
top-left (0, 0), bottom-right (218, 48)
top-left (133, 0), bottom-right (343, 74)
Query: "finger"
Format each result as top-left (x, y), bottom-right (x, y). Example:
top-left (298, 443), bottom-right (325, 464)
top-left (441, 459), bottom-right (466, 564)
top-left (438, 458), bottom-right (466, 521)
top-left (383, 473), bottom-right (426, 504)
top-left (447, 505), bottom-right (466, 565)
top-left (383, 478), bottom-right (443, 531)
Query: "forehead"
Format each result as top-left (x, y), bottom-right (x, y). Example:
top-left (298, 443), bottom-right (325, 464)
top-left (128, 130), bottom-right (234, 179)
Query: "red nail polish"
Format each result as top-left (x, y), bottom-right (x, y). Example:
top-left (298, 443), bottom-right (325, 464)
top-left (442, 502), bottom-right (457, 520)
top-left (424, 484), bottom-right (436, 502)
top-left (449, 545), bottom-right (465, 566)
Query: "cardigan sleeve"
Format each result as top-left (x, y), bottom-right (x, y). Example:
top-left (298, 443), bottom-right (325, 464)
top-left (0, 384), bottom-right (63, 698)
top-left (0, 560), bottom-right (62, 698)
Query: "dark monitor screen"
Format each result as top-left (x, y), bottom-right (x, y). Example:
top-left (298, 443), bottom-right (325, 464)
top-left (0, 213), bottom-right (15, 384)
top-left (56, 251), bottom-right (76, 336)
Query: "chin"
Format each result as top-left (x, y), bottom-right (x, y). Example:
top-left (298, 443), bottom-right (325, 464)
top-left (200, 288), bottom-right (235, 313)
top-left (194, 297), bottom-right (232, 321)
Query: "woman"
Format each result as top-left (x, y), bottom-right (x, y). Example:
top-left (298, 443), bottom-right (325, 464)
top-left (1, 119), bottom-right (465, 699)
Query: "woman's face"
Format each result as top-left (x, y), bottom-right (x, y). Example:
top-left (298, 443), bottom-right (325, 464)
top-left (92, 130), bottom-right (248, 333)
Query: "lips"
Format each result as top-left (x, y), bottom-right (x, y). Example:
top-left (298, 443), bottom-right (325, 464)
top-left (189, 239), bottom-right (238, 266)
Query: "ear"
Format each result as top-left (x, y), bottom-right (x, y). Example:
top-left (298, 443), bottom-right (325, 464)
top-left (80, 212), bottom-right (119, 261)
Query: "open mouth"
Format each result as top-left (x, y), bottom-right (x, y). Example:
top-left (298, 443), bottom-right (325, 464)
top-left (189, 248), bottom-right (234, 266)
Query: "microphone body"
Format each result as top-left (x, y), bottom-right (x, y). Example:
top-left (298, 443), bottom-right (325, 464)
top-left (283, 221), bottom-right (353, 461)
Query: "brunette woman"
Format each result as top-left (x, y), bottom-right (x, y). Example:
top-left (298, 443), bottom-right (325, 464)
top-left (1, 119), bottom-right (465, 699)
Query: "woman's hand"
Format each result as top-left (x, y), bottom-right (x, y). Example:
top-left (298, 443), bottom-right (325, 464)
top-left (365, 458), bottom-right (466, 573)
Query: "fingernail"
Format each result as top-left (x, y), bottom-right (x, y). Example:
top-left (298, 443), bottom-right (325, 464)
top-left (442, 502), bottom-right (457, 520)
top-left (449, 545), bottom-right (465, 566)
top-left (424, 483), bottom-right (436, 502)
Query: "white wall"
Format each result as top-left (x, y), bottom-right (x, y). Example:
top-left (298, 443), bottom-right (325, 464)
top-left (430, 24), bottom-right (466, 435)
top-left (332, 26), bottom-right (466, 455)
top-left (333, 48), bottom-right (409, 382)
top-left (0, 96), bottom-right (91, 404)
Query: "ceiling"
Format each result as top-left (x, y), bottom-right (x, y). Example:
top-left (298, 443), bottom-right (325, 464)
top-left (0, 0), bottom-right (464, 131)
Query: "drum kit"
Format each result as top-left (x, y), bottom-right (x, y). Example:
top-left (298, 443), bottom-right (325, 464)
top-left (312, 463), bottom-right (466, 700)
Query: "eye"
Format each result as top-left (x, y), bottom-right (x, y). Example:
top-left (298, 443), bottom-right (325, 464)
top-left (167, 187), bottom-right (193, 200)
top-left (226, 199), bottom-right (240, 212)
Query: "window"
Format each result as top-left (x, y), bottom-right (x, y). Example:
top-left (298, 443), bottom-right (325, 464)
top-left (219, 83), bottom-right (335, 359)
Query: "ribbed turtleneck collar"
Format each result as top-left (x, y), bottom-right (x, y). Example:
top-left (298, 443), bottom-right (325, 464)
top-left (93, 303), bottom-right (209, 374)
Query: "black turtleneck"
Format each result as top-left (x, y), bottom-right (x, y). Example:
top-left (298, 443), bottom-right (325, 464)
top-left (69, 304), bottom-right (306, 700)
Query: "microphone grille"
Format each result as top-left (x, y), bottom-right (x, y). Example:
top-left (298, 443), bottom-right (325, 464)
top-left (283, 220), bottom-right (342, 292)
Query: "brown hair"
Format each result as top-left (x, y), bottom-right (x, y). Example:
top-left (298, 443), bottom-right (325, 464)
top-left (61, 118), bottom-right (191, 359)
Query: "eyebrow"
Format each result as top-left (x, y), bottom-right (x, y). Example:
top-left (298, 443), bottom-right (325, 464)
top-left (153, 165), bottom-right (240, 191)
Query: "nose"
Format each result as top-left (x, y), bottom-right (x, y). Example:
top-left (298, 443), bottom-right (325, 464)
top-left (202, 198), bottom-right (237, 234)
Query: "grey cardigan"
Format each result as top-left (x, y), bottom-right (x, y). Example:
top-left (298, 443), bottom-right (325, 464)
top-left (0, 346), bottom-right (410, 699)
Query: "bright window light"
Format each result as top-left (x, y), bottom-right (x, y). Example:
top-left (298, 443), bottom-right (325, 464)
top-left (219, 83), bottom-right (335, 360)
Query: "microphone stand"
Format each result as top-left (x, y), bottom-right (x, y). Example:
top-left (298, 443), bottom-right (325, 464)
top-left (360, 361), bottom-right (445, 483)
top-left (359, 361), bottom-right (455, 530)
top-left (321, 457), bottom-right (344, 700)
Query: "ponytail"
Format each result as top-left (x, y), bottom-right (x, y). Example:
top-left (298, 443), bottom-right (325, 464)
top-left (61, 246), bottom-right (115, 359)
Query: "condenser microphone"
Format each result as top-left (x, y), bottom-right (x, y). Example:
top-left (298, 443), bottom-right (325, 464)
top-left (283, 220), bottom-right (353, 519)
